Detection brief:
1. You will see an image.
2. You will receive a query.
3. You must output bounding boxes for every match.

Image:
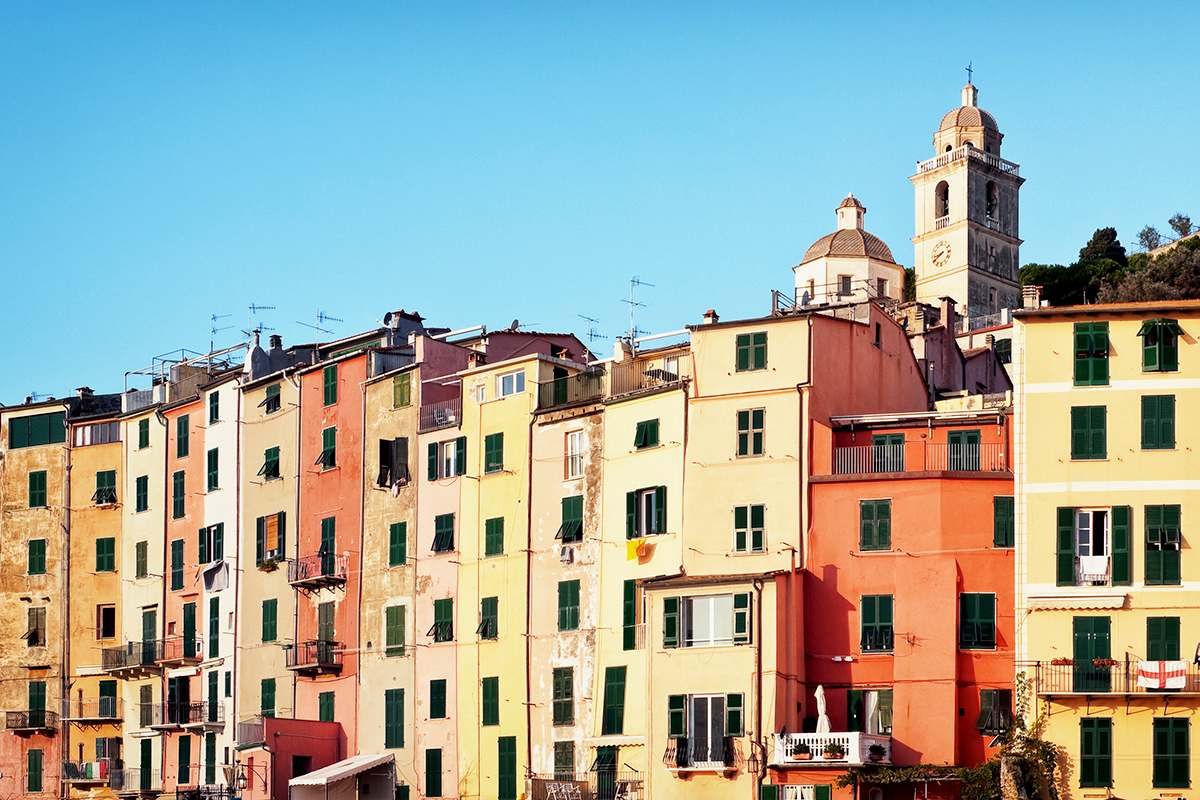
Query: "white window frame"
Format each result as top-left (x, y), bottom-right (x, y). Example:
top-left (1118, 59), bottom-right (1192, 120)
top-left (496, 370), bottom-right (526, 398)
top-left (440, 441), bottom-right (459, 479)
top-left (565, 431), bottom-right (584, 479)
top-left (1074, 508), bottom-right (1111, 585)
top-left (637, 488), bottom-right (659, 536)
top-left (682, 594), bottom-right (734, 648)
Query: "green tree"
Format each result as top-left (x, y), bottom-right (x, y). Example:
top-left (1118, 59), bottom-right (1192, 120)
top-left (1099, 237), bottom-right (1200, 302)
top-left (1078, 227), bottom-right (1127, 267)
top-left (903, 267), bottom-right (915, 302)
top-left (1138, 225), bottom-right (1163, 252)
top-left (1169, 212), bottom-right (1193, 238)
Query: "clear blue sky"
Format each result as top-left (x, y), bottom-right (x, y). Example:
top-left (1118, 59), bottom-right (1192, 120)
top-left (1, 2), bottom-right (1196, 403)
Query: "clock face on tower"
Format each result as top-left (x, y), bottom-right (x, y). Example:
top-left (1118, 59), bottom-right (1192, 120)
top-left (932, 241), bottom-right (952, 268)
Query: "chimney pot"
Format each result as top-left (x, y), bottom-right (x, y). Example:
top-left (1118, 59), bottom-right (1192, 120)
top-left (75, 387), bottom-right (94, 398)
top-left (703, 309), bottom-right (720, 325)
top-left (269, 334), bottom-right (283, 350)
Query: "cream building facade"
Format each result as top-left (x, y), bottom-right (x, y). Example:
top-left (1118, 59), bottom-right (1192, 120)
top-left (794, 195), bottom-right (905, 306)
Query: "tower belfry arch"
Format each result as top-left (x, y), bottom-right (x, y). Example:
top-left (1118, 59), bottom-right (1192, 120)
top-left (910, 82), bottom-right (1024, 318)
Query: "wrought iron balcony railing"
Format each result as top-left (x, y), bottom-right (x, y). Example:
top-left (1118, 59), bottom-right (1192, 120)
top-left (286, 640), bottom-right (344, 675)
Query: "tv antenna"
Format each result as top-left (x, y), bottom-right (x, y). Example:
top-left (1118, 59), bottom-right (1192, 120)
top-left (577, 314), bottom-right (605, 343)
top-left (621, 276), bottom-right (654, 343)
top-left (209, 313), bottom-right (234, 351)
top-left (247, 303), bottom-right (277, 340)
top-left (295, 310), bottom-right (343, 337)
top-left (28, 390), bottom-right (52, 402)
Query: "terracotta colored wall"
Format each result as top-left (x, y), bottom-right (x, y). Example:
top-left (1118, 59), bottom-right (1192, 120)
top-left (296, 353), bottom-right (365, 754)
top-left (803, 422), bottom-right (1013, 770)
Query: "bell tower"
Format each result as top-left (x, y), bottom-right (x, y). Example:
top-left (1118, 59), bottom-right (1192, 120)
top-left (911, 82), bottom-right (1024, 319)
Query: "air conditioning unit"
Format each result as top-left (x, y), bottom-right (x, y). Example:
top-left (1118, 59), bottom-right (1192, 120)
top-left (559, 546), bottom-right (574, 564)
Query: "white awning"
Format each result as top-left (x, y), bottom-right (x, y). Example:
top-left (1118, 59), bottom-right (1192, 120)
top-left (1027, 593), bottom-right (1127, 610)
top-left (289, 753), bottom-right (394, 787)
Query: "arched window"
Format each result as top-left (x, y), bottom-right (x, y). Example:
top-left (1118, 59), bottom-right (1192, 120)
top-left (935, 181), bottom-right (950, 219)
top-left (986, 181), bottom-right (999, 221)
top-left (945, 144), bottom-right (954, 153)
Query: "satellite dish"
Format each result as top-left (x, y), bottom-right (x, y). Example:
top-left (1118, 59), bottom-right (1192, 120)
top-left (383, 311), bottom-right (393, 326)
top-left (510, 319), bottom-right (520, 331)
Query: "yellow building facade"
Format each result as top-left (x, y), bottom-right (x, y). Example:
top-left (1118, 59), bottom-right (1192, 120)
top-left (1014, 300), bottom-right (1200, 797)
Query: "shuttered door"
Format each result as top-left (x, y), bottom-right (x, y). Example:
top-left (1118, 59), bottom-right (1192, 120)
top-left (498, 736), bottom-right (517, 800)
top-left (1072, 617), bottom-right (1111, 692)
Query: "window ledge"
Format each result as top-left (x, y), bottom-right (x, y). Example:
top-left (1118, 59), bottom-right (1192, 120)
top-left (730, 550), bottom-right (768, 557)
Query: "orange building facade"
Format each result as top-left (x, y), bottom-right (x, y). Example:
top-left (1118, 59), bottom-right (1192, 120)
top-left (769, 406), bottom-right (1014, 799)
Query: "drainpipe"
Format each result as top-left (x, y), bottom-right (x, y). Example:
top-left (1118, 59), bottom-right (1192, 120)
top-left (232, 387), bottom-right (242, 763)
top-left (286, 369), bottom-right (303, 724)
top-left (61, 423), bottom-right (71, 800)
top-left (355, 371), bottom-right (369, 759)
top-left (753, 578), bottom-right (764, 800)
top-left (156, 406), bottom-right (169, 782)
top-left (524, 410), bottom-right (535, 778)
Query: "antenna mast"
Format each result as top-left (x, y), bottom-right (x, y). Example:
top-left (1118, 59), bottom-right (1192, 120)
top-left (577, 314), bottom-right (605, 343)
top-left (622, 276), bottom-right (654, 346)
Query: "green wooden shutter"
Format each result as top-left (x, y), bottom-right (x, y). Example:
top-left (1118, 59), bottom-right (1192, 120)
top-left (859, 501), bottom-right (876, 550)
top-left (1111, 506), bottom-right (1131, 586)
top-left (27, 749), bottom-right (43, 793)
top-left (386, 605), bottom-right (405, 656)
top-left (601, 666), bottom-right (627, 735)
top-left (262, 599), bottom-right (277, 642)
top-left (138, 418), bottom-right (149, 448)
top-left (625, 491), bottom-right (637, 538)
top-left (1056, 508), bottom-right (1075, 586)
top-left (877, 500), bottom-right (891, 548)
top-left (389, 522), bottom-right (407, 566)
top-left (654, 485), bottom-right (667, 533)
top-left (1148, 617), bottom-right (1181, 661)
top-left (1080, 718), bottom-right (1112, 788)
top-left (623, 580), bottom-right (637, 650)
top-left (733, 592), bottom-right (751, 644)
top-left (735, 334), bottom-right (750, 371)
top-left (663, 597), bottom-right (679, 648)
top-left (668, 694), bottom-right (687, 737)
top-left (319, 691), bottom-right (334, 722)
top-left (484, 433), bottom-right (504, 473)
top-left (427, 442), bottom-right (438, 480)
top-left (482, 676), bottom-right (499, 725)
top-left (993, 496), bottom-right (1014, 547)
top-left (498, 736), bottom-right (517, 800)
top-left (209, 597), bottom-right (219, 657)
top-left (760, 787), bottom-right (779, 800)
top-left (177, 414), bottom-right (189, 457)
top-left (726, 693), bottom-right (744, 736)
top-left (384, 688), bottom-right (404, 748)
top-left (178, 733), bottom-right (191, 784)
top-left (323, 364), bottom-right (338, 405)
top-left (425, 748), bottom-right (442, 798)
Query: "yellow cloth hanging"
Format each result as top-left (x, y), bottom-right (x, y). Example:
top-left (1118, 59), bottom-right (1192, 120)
top-left (626, 539), bottom-right (642, 561)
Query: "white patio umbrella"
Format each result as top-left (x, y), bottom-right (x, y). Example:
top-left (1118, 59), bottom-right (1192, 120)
top-left (815, 684), bottom-right (831, 733)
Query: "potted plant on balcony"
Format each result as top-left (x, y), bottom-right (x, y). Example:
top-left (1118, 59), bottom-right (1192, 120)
top-left (822, 741), bottom-right (846, 760)
top-left (1050, 657), bottom-right (1073, 666)
top-left (868, 743), bottom-right (887, 763)
top-left (1092, 658), bottom-right (1119, 668)
top-left (790, 742), bottom-right (812, 761)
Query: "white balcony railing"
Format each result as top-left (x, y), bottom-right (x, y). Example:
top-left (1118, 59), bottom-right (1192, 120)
top-left (1074, 555), bottom-right (1112, 587)
top-left (934, 214), bottom-right (951, 230)
top-left (915, 145), bottom-right (1020, 177)
top-left (771, 732), bottom-right (892, 767)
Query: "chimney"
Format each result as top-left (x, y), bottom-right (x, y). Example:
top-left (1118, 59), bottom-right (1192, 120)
top-left (985, 334), bottom-right (995, 348)
top-left (938, 296), bottom-right (957, 331)
top-left (612, 338), bottom-right (633, 363)
top-left (75, 387), bottom-right (94, 399)
top-left (702, 309), bottom-right (720, 325)
top-left (269, 334), bottom-right (283, 351)
top-left (1022, 285), bottom-right (1043, 310)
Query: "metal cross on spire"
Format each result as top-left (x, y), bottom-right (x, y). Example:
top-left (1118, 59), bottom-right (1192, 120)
top-left (966, 61), bottom-right (974, 84)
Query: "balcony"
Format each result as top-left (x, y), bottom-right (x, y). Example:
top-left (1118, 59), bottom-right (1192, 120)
top-left (288, 553), bottom-right (348, 591)
top-left (934, 214), bottom-right (951, 230)
top-left (528, 771), bottom-right (644, 800)
top-left (63, 759), bottom-right (116, 785)
top-left (419, 397), bottom-right (461, 432)
top-left (609, 357), bottom-right (690, 398)
top-left (915, 144), bottom-right (1020, 177)
top-left (112, 767), bottom-right (161, 795)
top-left (235, 715), bottom-right (266, 748)
top-left (182, 701), bottom-right (225, 730)
top-left (102, 640), bottom-right (164, 677)
top-left (829, 441), bottom-right (1007, 476)
top-left (1026, 659), bottom-right (1200, 696)
top-left (771, 732), bottom-right (892, 767)
top-left (663, 736), bottom-right (740, 772)
top-left (63, 697), bottom-right (122, 725)
top-left (537, 367), bottom-right (606, 410)
top-left (5, 709), bottom-right (58, 734)
top-left (145, 702), bottom-right (191, 730)
top-left (156, 636), bottom-right (204, 667)
top-left (1070, 555), bottom-right (1112, 587)
top-left (286, 640), bottom-right (344, 675)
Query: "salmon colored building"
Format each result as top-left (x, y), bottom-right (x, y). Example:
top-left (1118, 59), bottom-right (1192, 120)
top-left (291, 335), bottom-right (375, 757)
top-left (768, 406), bottom-right (1014, 799)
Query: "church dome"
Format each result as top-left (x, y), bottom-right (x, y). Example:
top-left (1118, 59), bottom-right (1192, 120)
top-left (801, 230), bottom-right (896, 265)
top-left (800, 194), bottom-right (896, 265)
top-left (938, 83), bottom-right (998, 131)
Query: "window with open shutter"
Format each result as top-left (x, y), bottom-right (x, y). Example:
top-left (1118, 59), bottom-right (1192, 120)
top-left (1140, 318), bottom-right (1182, 372)
top-left (726, 693), bottom-right (745, 736)
top-left (317, 427), bottom-right (337, 469)
top-left (477, 597), bottom-right (498, 640)
top-left (663, 596), bottom-right (679, 648)
top-left (733, 593), bottom-right (752, 644)
top-left (1073, 322), bottom-right (1109, 386)
top-left (634, 419), bottom-right (660, 449)
top-left (668, 694), bottom-right (687, 737)
top-left (431, 599), bottom-right (453, 642)
top-left (1111, 506), bottom-right (1131, 586)
top-left (432, 514), bottom-right (455, 553)
top-left (557, 496), bottom-right (583, 543)
top-left (1145, 505), bottom-right (1182, 585)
